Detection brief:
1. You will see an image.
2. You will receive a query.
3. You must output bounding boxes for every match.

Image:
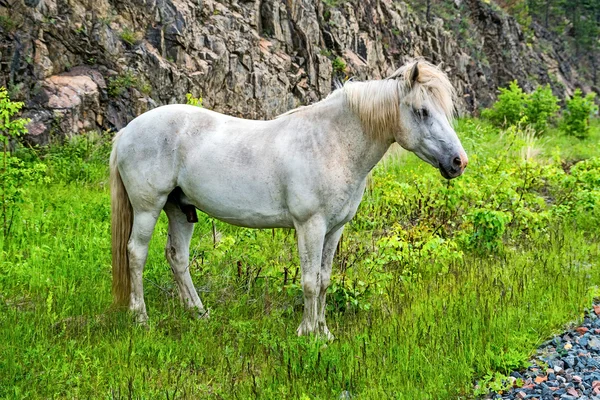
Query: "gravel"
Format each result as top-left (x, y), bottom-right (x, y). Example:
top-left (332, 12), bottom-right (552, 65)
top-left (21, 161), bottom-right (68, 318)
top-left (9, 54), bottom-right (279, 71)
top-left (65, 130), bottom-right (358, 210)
top-left (484, 302), bottom-right (600, 400)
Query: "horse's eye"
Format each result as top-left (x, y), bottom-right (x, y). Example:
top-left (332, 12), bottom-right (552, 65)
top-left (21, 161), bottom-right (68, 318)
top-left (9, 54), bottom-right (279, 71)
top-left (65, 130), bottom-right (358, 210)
top-left (413, 108), bottom-right (429, 119)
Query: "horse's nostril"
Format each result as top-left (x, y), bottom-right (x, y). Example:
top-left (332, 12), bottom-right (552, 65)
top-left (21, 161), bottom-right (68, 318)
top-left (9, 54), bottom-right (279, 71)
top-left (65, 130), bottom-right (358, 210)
top-left (452, 157), bottom-right (462, 168)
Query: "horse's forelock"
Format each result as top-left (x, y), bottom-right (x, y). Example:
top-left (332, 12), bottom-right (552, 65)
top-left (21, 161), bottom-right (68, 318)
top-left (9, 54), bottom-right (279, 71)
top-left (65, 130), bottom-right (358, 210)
top-left (343, 60), bottom-right (456, 139)
top-left (393, 60), bottom-right (456, 122)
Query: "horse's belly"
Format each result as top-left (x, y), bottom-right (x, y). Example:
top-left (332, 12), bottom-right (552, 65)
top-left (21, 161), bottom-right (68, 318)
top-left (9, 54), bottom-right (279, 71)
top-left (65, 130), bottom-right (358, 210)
top-left (179, 179), bottom-right (293, 229)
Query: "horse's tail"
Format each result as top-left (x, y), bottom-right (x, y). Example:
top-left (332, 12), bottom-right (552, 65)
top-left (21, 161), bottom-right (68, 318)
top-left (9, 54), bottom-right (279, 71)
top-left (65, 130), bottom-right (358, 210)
top-left (110, 130), bottom-right (133, 307)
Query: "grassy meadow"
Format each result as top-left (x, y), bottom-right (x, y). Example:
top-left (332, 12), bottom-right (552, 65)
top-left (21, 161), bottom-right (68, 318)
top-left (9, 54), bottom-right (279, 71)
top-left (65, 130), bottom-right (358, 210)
top-left (1, 119), bottom-right (600, 399)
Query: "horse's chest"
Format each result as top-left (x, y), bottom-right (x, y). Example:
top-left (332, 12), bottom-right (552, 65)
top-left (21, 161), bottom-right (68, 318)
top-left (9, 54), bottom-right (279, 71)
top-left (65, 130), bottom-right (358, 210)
top-left (325, 180), bottom-right (367, 228)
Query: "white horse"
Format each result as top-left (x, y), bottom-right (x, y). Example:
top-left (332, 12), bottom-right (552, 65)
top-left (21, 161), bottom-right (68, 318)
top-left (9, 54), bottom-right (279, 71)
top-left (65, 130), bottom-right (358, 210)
top-left (110, 60), bottom-right (467, 339)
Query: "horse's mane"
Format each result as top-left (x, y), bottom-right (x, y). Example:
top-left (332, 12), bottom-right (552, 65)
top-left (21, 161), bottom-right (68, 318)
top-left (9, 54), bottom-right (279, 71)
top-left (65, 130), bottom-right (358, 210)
top-left (277, 60), bottom-right (456, 140)
top-left (343, 60), bottom-right (456, 139)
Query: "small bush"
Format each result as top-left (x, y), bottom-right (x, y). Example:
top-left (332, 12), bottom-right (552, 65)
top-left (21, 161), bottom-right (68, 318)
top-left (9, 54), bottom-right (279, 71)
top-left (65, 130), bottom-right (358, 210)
top-left (0, 87), bottom-right (47, 244)
top-left (107, 71), bottom-right (138, 97)
top-left (332, 56), bottom-right (346, 74)
top-left (0, 15), bottom-right (15, 32)
top-left (481, 81), bottom-right (527, 127)
top-left (185, 93), bottom-right (203, 107)
top-left (482, 81), bottom-right (559, 134)
top-left (119, 27), bottom-right (139, 46)
top-left (527, 84), bottom-right (559, 133)
top-left (561, 89), bottom-right (598, 139)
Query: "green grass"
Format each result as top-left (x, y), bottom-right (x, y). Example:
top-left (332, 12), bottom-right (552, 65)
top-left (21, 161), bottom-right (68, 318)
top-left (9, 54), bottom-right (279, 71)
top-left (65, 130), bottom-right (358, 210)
top-left (1, 120), bottom-right (600, 398)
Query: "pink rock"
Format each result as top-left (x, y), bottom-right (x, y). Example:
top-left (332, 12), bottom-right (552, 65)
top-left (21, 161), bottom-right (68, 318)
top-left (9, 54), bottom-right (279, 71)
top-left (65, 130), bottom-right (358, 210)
top-left (576, 327), bottom-right (589, 335)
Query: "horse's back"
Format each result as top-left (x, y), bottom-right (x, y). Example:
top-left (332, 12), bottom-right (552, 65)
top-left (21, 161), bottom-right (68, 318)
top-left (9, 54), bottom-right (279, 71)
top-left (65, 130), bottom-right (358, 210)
top-left (113, 105), bottom-right (220, 205)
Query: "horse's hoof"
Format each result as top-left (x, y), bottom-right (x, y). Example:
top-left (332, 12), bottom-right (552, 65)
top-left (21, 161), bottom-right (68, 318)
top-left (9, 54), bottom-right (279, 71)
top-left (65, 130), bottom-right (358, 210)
top-left (296, 321), bottom-right (312, 337)
top-left (133, 313), bottom-right (149, 327)
top-left (321, 328), bottom-right (335, 342)
top-left (193, 308), bottom-right (210, 320)
top-left (297, 322), bottom-right (335, 341)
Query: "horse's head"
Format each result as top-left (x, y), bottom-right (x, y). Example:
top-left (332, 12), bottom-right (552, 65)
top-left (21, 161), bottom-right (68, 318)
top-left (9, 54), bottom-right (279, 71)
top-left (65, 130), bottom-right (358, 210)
top-left (393, 61), bottom-right (468, 179)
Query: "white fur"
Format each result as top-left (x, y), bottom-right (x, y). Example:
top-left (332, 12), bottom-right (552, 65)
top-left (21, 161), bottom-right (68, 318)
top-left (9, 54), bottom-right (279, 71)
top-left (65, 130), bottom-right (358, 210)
top-left (111, 61), bottom-right (467, 339)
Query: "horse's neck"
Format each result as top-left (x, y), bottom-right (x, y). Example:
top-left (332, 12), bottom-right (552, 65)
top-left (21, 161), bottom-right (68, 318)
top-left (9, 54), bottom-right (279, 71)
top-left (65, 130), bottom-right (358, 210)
top-left (290, 92), bottom-right (393, 179)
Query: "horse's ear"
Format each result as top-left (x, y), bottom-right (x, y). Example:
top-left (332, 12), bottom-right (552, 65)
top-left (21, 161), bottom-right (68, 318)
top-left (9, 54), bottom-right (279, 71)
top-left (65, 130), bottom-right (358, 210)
top-left (409, 62), bottom-right (419, 88)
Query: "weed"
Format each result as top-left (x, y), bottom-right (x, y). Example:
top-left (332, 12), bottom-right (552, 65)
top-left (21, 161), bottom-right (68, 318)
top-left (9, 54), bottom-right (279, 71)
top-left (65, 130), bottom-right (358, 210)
top-left (0, 15), bottom-right (15, 32)
top-left (1, 117), bottom-right (600, 398)
top-left (332, 56), bottom-right (346, 74)
top-left (481, 81), bottom-right (559, 134)
top-left (561, 89), bottom-right (598, 139)
top-left (0, 87), bottom-right (46, 245)
top-left (107, 71), bottom-right (138, 97)
top-left (119, 27), bottom-right (139, 46)
top-left (185, 93), bottom-right (203, 107)
top-left (320, 48), bottom-right (332, 57)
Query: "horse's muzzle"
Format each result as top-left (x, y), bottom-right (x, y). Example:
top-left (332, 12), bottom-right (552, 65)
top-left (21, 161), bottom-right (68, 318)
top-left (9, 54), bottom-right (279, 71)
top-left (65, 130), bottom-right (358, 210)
top-left (439, 152), bottom-right (468, 179)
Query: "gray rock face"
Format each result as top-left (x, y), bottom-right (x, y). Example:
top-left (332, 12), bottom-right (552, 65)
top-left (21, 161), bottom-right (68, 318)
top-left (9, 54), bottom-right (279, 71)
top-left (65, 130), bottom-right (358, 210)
top-left (0, 0), bottom-right (588, 143)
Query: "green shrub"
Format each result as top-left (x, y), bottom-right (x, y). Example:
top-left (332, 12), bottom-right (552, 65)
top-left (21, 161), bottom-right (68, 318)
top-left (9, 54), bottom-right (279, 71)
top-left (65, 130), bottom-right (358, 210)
top-left (482, 81), bottom-right (559, 134)
top-left (107, 71), bottom-right (138, 97)
top-left (119, 27), bottom-right (139, 46)
top-left (0, 15), bottom-right (15, 32)
top-left (481, 81), bottom-right (527, 127)
top-left (185, 93), bottom-right (203, 107)
top-left (561, 89), bottom-right (598, 139)
top-left (527, 84), bottom-right (559, 132)
top-left (0, 87), bottom-right (47, 244)
top-left (467, 209), bottom-right (511, 252)
top-left (332, 56), bottom-right (346, 74)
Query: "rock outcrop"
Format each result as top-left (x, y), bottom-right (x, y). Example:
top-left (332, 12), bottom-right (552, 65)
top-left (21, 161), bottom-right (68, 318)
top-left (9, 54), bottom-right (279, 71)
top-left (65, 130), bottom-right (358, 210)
top-left (0, 0), bottom-right (590, 144)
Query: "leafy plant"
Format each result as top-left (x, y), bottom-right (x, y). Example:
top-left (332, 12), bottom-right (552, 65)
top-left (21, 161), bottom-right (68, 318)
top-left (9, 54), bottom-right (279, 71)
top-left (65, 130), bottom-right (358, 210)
top-left (482, 81), bottom-right (559, 134)
top-left (119, 27), bottom-right (139, 46)
top-left (467, 209), bottom-right (511, 252)
top-left (107, 71), bottom-right (138, 97)
top-left (0, 15), bottom-right (15, 32)
top-left (527, 84), bottom-right (559, 133)
top-left (0, 87), bottom-right (46, 244)
top-left (482, 81), bottom-right (528, 127)
top-left (561, 89), bottom-right (598, 139)
top-left (185, 93), bottom-right (203, 107)
top-left (332, 56), bottom-right (346, 74)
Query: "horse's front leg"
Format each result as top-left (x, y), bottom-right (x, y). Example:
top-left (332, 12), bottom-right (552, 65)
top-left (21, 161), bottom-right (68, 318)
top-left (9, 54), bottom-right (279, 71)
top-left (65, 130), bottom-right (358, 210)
top-left (317, 226), bottom-right (344, 341)
top-left (296, 216), bottom-right (326, 337)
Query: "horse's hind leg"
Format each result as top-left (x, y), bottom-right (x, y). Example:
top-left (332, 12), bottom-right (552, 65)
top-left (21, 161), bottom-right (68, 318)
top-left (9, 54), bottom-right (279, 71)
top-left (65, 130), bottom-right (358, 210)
top-left (163, 202), bottom-right (208, 318)
top-left (128, 209), bottom-right (161, 323)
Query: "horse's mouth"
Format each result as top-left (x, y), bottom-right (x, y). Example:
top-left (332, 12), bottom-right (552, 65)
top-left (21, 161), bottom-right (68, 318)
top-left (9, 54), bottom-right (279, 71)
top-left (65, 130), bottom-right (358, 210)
top-left (439, 166), bottom-right (452, 179)
top-left (438, 163), bottom-right (463, 180)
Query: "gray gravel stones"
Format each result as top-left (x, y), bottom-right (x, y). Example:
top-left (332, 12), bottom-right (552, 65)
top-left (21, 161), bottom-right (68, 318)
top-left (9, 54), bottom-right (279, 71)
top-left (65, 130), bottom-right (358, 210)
top-left (484, 303), bottom-right (600, 400)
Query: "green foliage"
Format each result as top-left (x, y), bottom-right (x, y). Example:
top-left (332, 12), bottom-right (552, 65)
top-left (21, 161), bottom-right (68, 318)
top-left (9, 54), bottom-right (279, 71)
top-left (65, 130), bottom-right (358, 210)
top-left (474, 371), bottom-right (517, 397)
top-left (119, 27), bottom-right (139, 46)
top-left (319, 48), bottom-right (332, 57)
top-left (0, 15), bottom-right (15, 32)
top-left (527, 84), bottom-right (560, 132)
top-left (107, 71), bottom-right (138, 97)
top-left (0, 87), bottom-right (47, 244)
top-left (561, 89), bottom-right (598, 139)
top-left (322, 0), bottom-right (343, 7)
top-left (185, 93), bottom-right (203, 107)
top-left (481, 81), bottom-right (528, 127)
top-left (140, 83), bottom-right (152, 96)
top-left (1, 118), bottom-right (600, 398)
top-left (481, 81), bottom-right (559, 134)
top-left (332, 56), bottom-right (346, 74)
top-left (467, 209), bottom-right (511, 252)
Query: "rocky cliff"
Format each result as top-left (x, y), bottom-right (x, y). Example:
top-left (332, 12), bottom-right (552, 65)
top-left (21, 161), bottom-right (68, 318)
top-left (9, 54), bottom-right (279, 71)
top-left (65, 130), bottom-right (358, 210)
top-left (0, 0), bottom-right (590, 144)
